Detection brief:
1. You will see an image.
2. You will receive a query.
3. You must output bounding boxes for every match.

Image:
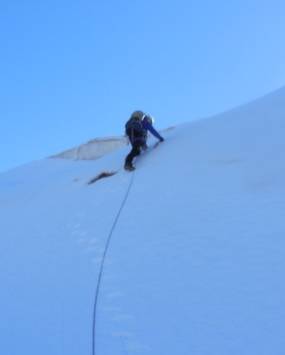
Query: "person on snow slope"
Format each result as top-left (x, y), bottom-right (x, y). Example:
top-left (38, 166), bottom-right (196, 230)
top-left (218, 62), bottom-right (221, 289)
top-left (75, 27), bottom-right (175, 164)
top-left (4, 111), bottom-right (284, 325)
top-left (124, 110), bottom-right (164, 171)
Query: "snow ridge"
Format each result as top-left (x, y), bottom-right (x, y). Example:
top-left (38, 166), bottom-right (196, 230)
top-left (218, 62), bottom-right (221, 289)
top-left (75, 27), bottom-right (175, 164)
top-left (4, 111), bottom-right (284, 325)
top-left (51, 137), bottom-right (127, 161)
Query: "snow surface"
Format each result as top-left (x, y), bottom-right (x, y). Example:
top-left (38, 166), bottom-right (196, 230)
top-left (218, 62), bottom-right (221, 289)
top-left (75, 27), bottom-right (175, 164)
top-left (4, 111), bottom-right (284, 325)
top-left (1, 87), bottom-right (285, 355)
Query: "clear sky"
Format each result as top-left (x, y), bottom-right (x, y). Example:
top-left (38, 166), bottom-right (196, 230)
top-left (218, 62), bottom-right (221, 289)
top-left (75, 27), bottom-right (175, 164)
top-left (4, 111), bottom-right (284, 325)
top-left (1, 0), bottom-right (285, 173)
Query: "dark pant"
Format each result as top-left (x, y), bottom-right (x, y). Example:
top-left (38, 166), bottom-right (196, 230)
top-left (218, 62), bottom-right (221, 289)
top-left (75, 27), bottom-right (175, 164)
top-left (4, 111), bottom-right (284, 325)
top-left (125, 141), bottom-right (144, 166)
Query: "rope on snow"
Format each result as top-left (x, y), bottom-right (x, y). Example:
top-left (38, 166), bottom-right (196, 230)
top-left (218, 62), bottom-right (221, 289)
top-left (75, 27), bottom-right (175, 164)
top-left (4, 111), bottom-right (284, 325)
top-left (91, 171), bottom-right (135, 355)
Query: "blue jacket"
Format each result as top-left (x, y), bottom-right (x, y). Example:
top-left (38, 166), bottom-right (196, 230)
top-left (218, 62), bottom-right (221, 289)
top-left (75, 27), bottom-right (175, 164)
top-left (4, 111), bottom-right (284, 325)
top-left (142, 119), bottom-right (164, 141)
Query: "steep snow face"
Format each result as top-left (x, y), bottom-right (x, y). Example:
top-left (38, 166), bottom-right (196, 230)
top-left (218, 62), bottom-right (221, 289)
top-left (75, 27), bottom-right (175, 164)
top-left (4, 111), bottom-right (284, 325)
top-left (0, 87), bottom-right (285, 355)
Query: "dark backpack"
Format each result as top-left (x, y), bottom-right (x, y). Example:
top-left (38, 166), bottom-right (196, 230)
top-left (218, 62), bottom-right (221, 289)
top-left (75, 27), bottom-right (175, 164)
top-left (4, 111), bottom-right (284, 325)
top-left (125, 116), bottom-right (145, 137)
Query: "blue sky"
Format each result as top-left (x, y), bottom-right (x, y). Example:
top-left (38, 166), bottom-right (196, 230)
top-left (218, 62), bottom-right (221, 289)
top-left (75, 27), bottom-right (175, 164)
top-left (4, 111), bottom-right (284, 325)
top-left (1, 0), bottom-right (285, 172)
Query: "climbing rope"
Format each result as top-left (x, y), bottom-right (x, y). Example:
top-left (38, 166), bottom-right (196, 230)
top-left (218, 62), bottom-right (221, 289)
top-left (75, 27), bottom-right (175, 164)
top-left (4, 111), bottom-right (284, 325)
top-left (91, 171), bottom-right (136, 355)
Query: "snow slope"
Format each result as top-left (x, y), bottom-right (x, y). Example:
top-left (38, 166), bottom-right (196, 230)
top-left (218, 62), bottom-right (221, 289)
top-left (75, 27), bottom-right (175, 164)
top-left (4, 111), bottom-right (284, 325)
top-left (1, 87), bottom-right (285, 355)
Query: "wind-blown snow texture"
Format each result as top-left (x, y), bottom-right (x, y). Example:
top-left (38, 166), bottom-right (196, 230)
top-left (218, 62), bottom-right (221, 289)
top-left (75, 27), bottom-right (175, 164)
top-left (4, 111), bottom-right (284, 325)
top-left (0, 88), bottom-right (285, 355)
